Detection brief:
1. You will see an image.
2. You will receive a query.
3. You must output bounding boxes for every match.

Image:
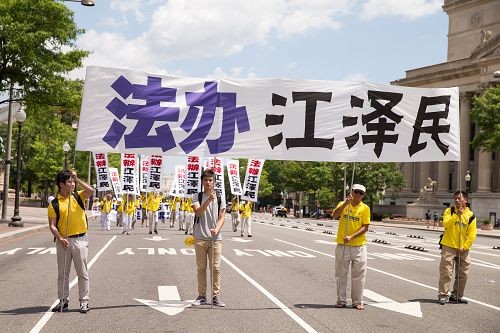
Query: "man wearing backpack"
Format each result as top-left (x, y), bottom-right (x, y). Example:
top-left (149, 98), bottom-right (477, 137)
top-left (48, 169), bottom-right (93, 313)
top-left (191, 169), bottom-right (226, 307)
top-left (438, 190), bottom-right (477, 305)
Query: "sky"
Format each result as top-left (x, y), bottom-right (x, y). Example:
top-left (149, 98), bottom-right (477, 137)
top-left (67, 0), bottom-right (449, 84)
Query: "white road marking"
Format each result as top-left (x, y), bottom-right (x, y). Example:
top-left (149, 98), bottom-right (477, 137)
top-left (29, 236), bottom-right (118, 333)
top-left (222, 255), bottom-right (318, 333)
top-left (275, 238), bottom-right (500, 312)
top-left (0, 225), bottom-right (46, 239)
top-left (135, 286), bottom-right (193, 316)
top-left (364, 289), bottom-right (422, 317)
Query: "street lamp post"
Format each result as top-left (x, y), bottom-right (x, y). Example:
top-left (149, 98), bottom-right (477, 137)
top-left (62, 0), bottom-right (96, 6)
top-left (465, 170), bottom-right (471, 193)
top-left (63, 141), bottom-right (70, 170)
top-left (9, 107), bottom-right (27, 227)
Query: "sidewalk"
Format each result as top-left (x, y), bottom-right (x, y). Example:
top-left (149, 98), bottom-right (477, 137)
top-left (0, 206), bottom-right (55, 239)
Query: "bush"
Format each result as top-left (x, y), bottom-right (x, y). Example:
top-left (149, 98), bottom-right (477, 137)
top-left (482, 219), bottom-right (491, 225)
top-left (382, 213), bottom-right (390, 219)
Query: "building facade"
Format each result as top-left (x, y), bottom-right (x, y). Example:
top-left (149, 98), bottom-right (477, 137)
top-left (386, 0), bottom-right (500, 221)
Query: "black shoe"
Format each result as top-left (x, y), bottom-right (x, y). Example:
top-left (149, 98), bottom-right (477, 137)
top-left (438, 298), bottom-right (448, 305)
top-left (52, 300), bottom-right (68, 312)
top-left (80, 302), bottom-right (90, 313)
top-left (194, 295), bottom-right (207, 305)
top-left (149, 231), bottom-right (152, 234)
top-left (248, 235), bottom-right (252, 237)
top-left (154, 230), bottom-right (158, 234)
top-left (449, 296), bottom-right (468, 304)
top-left (185, 231), bottom-right (188, 235)
top-left (212, 296), bottom-right (226, 307)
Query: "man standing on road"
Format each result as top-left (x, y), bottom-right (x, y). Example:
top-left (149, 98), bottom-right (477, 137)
top-left (191, 169), bottom-right (226, 307)
top-left (438, 190), bottom-right (477, 305)
top-left (332, 184), bottom-right (370, 310)
top-left (48, 169), bottom-right (93, 313)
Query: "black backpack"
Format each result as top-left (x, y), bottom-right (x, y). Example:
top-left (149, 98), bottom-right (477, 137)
top-left (193, 192), bottom-right (222, 225)
top-left (438, 207), bottom-right (475, 249)
top-left (52, 191), bottom-right (88, 241)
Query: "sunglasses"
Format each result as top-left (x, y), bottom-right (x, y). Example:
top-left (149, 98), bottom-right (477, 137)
top-left (353, 190), bottom-right (364, 195)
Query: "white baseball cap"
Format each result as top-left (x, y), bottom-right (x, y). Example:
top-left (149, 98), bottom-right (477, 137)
top-left (351, 184), bottom-right (366, 193)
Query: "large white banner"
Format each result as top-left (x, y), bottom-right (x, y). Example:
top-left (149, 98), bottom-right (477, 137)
top-left (241, 159), bottom-right (265, 203)
top-left (77, 66), bottom-right (460, 162)
top-left (169, 165), bottom-right (186, 197)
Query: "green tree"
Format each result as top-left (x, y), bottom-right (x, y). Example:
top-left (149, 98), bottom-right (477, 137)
top-left (0, 0), bottom-right (88, 105)
top-left (470, 85), bottom-right (500, 152)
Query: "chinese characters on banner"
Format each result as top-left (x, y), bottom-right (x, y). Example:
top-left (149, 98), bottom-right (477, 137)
top-left (120, 153), bottom-right (137, 193)
top-left (76, 66), bottom-right (460, 163)
top-left (108, 167), bottom-right (122, 197)
top-left (185, 155), bottom-right (201, 196)
top-left (147, 155), bottom-right (163, 192)
top-left (241, 159), bottom-right (265, 202)
top-left (204, 157), bottom-right (225, 199)
top-left (169, 165), bottom-right (186, 197)
top-left (140, 155), bottom-right (149, 192)
top-left (93, 152), bottom-right (112, 192)
top-left (226, 159), bottom-right (242, 196)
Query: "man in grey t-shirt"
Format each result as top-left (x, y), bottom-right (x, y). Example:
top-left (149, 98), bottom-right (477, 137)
top-left (191, 169), bottom-right (226, 307)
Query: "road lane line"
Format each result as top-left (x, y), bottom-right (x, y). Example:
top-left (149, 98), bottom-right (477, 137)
top-left (221, 255), bottom-right (318, 333)
top-left (275, 238), bottom-right (500, 312)
top-left (29, 236), bottom-right (117, 333)
top-left (259, 223), bottom-right (500, 269)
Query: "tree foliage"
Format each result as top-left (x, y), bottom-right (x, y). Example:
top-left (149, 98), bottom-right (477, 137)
top-left (470, 85), bottom-right (500, 152)
top-left (0, 0), bottom-right (88, 105)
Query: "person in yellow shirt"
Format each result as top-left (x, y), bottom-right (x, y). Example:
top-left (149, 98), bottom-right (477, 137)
top-left (48, 169), bottom-right (93, 313)
top-left (140, 192), bottom-right (148, 227)
top-left (116, 197), bottom-right (124, 227)
top-left (122, 194), bottom-right (136, 235)
top-left (169, 196), bottom-right (180, 228)
top-left (179, 197), bottom-right (186, 231)
top-left (438, 190), bottom-right (477, 305)
top-left (184, 197), bottom-right (194, 235)
top-left (332, 184), bottom-right (370, 310)
top-left (100, 193), bottom-right (113, 231)
top-left (240, 201), bottom-right (253, 237)
top-left (230, 196), bottom-right (240, 232)
top-left (147, 191), bottom-right (163, 234)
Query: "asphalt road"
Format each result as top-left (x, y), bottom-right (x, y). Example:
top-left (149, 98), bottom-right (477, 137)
top-left (1, 213), bottom-right (499, 333)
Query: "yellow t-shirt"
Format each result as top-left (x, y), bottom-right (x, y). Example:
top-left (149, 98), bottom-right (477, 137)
top-left (100, 199), bottom-right (112, 213)
top-left (335, 200), bottom-right (371, 246)
top-left (231, 201), bottom-right (239, 212)
top-left (123, 197), bottom-right (137, 215)
top-left (48, 191), bottom-right (87, 237)
top-left (147, 194), bottom-right (163, 211)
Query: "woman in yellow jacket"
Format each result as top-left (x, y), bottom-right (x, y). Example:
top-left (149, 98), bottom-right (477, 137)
top-left (240, 201), bottom-right (253, 237)
top-left (438, 190), bottom-right (477, 305)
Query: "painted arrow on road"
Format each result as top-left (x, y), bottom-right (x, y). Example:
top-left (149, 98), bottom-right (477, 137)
top-left (135, 286), bottom-right (193, 316)
top-left (364, 289), bottom-right (422, 318)
top-left (143, 236), bottom-right (169, 242)
top-left (227, 237), bottom-right (253, 243)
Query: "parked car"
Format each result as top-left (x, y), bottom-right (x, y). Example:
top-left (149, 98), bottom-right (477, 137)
top-left (273, 205), bottom-right (287, 217)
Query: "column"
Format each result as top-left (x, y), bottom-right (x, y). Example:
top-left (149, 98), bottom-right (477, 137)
top-left (419, 162), bottom-right (430, 190)
top-left (476, 145), bottom-right (492, 192)
top-left (403, 163), bottom-right (413, 191)
top-left (438, 161), bottom-right (449, 192)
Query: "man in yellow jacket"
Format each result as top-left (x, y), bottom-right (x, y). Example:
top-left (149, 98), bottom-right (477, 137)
top-left (438, 190), bottom-right (477, 305)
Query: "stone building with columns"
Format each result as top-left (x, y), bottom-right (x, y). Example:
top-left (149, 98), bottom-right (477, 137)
top-left (384, 0), bottom-right (500, 221)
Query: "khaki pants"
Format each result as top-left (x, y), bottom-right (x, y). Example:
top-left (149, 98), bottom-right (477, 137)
top-left (335, 244), bottom-right (367, 305)
top-left (194, 239), bottom-right (222, 297)
top-left (56, 234), bottom-right (89, 303)
top-left (438, 245), bottom-right (471, 299)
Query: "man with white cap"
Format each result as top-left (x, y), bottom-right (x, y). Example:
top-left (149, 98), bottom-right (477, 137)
top-left (332, 183), bottom-right (370, 310)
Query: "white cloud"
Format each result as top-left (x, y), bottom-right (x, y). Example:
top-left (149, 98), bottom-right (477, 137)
top-left (360, 0), bottom-right (442, 20)
top-left (76, 0), bottom-right (352, 78)
top-left (342, 73), bottom-right (369, 82)
top-left (97, 16), bottom-right (128, 29)
top-left (208, 67), bottom-right (257, 79)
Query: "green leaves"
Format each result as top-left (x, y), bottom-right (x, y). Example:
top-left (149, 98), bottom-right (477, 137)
top-left (470, 86), bottom-right (500, 152)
